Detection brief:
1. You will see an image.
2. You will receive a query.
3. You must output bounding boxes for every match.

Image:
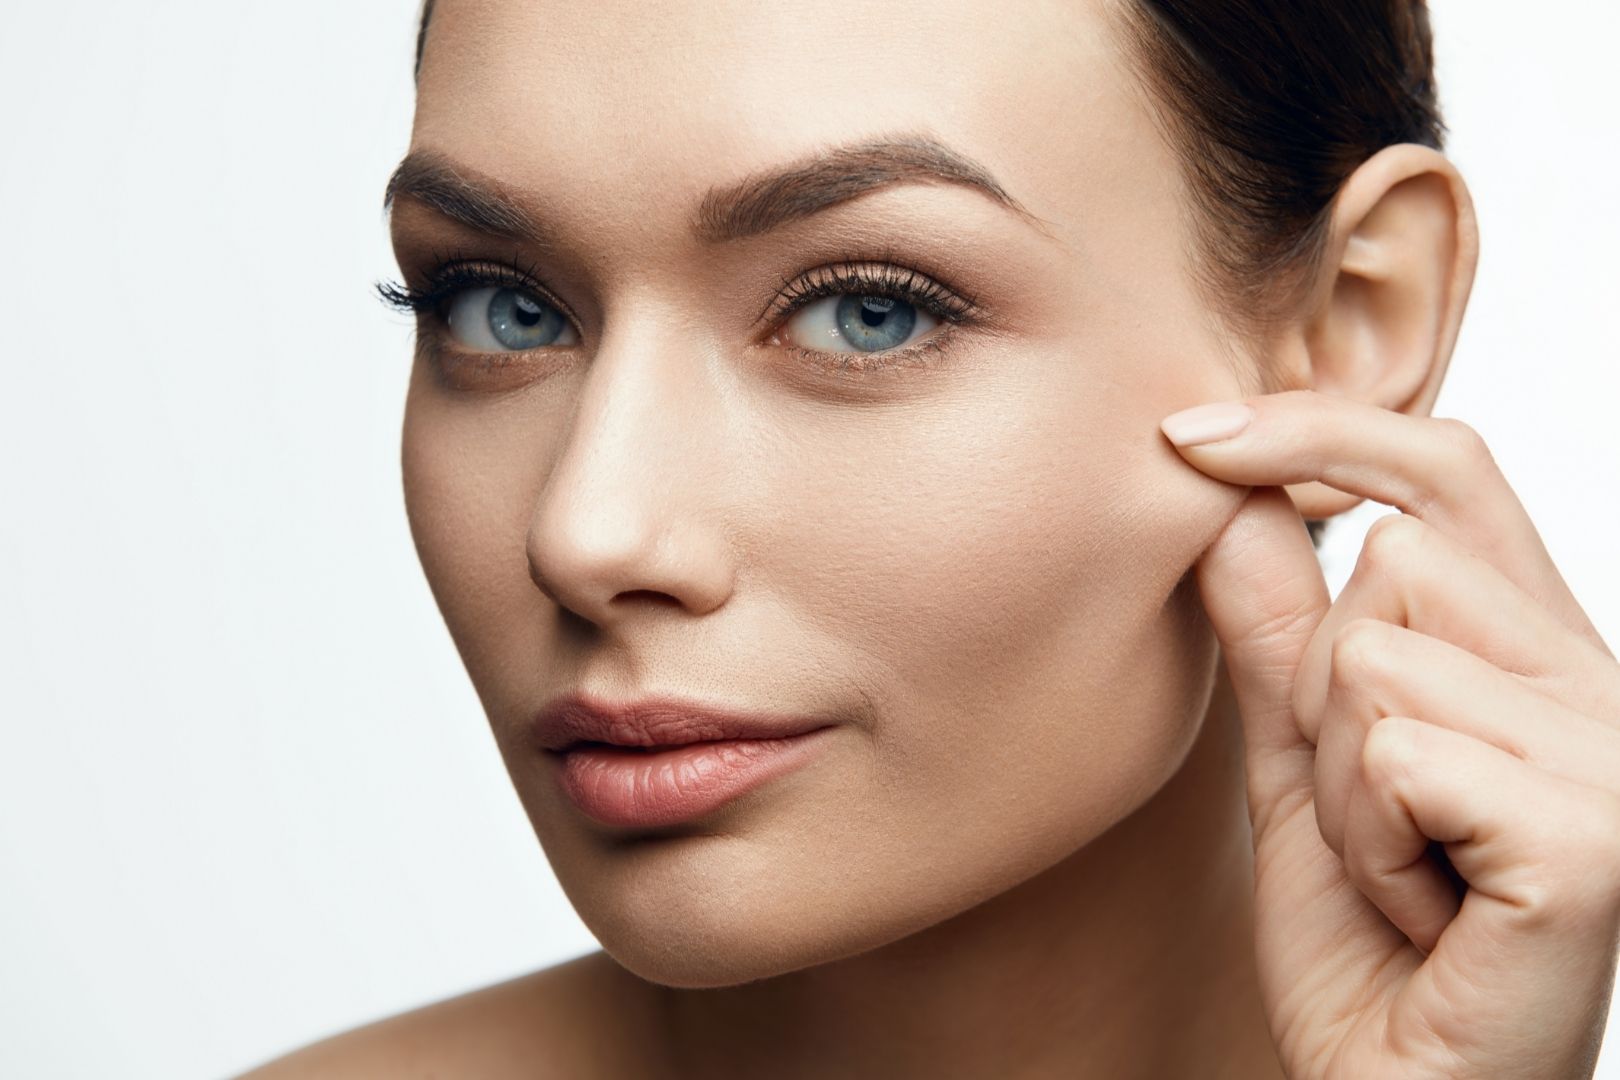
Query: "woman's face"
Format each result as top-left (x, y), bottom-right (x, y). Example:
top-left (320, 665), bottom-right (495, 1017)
top-left (393, 0), bottom-right (1249, 986)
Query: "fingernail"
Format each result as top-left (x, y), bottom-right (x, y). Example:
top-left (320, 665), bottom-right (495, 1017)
top-left (1160, 401), bottom-right (1254, 447)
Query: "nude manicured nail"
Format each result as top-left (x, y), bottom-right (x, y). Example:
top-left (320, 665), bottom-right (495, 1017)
top-left (1160, 402), bottom-right (1254, 447)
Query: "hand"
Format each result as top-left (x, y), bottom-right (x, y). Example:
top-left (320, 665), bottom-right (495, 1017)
top-left (1159, 389), bottom-right (1620, 1079)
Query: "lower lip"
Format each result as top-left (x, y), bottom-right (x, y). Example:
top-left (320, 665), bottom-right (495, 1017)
top-left (549, 728), bottom-right (834, 829)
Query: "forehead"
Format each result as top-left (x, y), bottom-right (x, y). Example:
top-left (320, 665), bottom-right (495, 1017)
top-left (410, 0), bottom-right (1171, 250)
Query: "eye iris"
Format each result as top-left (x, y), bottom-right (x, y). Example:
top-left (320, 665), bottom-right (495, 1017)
top-left (487, 288), bottom-right (566, 349)
top-left (835, 294), bottom-right (916, 352)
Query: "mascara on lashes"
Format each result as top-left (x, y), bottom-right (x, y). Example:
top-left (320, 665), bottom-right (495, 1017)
top-left (374, 256), bottom-right (985, 377)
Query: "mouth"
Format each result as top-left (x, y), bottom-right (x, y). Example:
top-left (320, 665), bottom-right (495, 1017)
top-left (530, 689), bottom-right (836, 753)
top-left (559, 738), bottom-right (724, 754)
top-left (531, 690), bottom-right (840, 828)
top-left (546, 730), bottom-right (836, 828)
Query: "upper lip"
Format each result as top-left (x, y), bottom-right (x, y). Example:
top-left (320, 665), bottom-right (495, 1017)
top-left (531, 690), bottom-right (834, 753)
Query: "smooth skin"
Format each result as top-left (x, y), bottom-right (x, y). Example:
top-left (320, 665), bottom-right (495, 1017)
top-left (235, 1), bottom-right (1620, 1076)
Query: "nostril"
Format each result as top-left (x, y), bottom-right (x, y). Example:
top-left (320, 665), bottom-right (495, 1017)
top-left (614, 589), bottom-right (681, 608)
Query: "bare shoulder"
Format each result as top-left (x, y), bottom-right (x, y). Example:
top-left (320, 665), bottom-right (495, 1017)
top-left (231, 950), bottom-right (665, 1079)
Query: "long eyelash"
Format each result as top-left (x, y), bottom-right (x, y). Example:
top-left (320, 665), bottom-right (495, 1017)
top-left (374, 249), bottom-right (559, 319)
top-left (379, 255), bottom-right (980, 327)
top-left (375, 250), bottom-right (982, 380)
top-left (762, 256), bottom-right (984, 328)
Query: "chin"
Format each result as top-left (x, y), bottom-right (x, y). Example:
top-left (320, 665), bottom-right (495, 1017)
top-left (601, 941), bottom-right (798, 990)
top-left (573, 879), bottom-right (932, 990)
top-left (587, 917), bottom-right (835, 989)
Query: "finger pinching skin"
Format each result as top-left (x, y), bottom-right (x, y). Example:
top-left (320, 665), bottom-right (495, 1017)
top-left (1164, 389), bottom-right (1620, 1079)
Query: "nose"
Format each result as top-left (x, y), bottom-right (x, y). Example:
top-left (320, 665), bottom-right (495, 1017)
top-left (524, 320), bottom-right (736, 628)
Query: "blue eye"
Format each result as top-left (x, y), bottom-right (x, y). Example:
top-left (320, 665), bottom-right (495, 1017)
top-left (760, 260), bottom-right (983, 372)
top-left (778, 293), bottom-right (937, 355)
top-left (373, 256), bottom-right (983, 383)
top-left (446, 286), bottom-right (578, 351)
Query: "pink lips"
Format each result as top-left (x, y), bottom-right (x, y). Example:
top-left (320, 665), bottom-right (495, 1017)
top-left (531, 691), bottom-right (837, 828)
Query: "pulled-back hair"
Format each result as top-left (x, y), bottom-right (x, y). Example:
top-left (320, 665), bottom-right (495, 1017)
top-left (1115, 0), bottom-right (1445, 365)
top-left (1113, 1), bottom-right (1444, 548)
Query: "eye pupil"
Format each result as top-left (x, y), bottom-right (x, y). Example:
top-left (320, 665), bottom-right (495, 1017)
top-left (513, 293), bottom-right (544, 327)
top-left (835, 293), bottom-right (916, 352)
top-left (859, 296), bottom-right (893, 326)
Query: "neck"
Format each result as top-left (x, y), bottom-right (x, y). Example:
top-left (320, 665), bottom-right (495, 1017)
top-left (604, 664), bottom-right (1285, 1080)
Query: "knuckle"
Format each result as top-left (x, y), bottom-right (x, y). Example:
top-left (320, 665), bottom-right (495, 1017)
top-left (1391, 419), bottom-right (1498, 519)
top-left (1356, 512), bottom-right (1427, 579)
top-left (1506, 882), bottom-right (1563, 931)
top-left (1360, 715), bottom-right (1419, 781)
top-left (1433, 417), bottom-right (1496, 472)
top-left (1329, 618), bottom-right (1395, 690)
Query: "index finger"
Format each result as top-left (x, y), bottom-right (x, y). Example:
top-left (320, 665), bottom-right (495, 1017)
top-left (1160, 389), bottom-right (1607, 654)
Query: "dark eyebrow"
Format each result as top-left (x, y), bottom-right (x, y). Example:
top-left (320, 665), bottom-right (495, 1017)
top-left (382, 133), bottom-right (1056, 246)
top-left (693, 133), bottom-right (1052, 242)
top-left (382, 149), bottom-right (540, 242)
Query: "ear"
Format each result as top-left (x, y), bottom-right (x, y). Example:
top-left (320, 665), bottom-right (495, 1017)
top-left (1269, 143), bottom-right (1481, 524)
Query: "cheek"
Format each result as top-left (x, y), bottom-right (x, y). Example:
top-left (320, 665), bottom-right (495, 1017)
top-left (400, 367), bottom-right (561, 712)
top-left (745, 336), bottom-right (1242, 870)
top-left (398, 327), bottom-right (1250, 978)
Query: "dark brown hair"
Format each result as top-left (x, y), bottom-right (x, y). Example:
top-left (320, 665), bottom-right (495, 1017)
top-left (1116, 1), bottom-right (1445, 361)
top-left (408, 1), bottom-right (1443, 547)
top-left (414, 0), bottom-right (435, 82)
top-left (1113, 1), bottom-right (1444, 548)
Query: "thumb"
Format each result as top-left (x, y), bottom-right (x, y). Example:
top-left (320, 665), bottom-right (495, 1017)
top-left (1194, 485), bottom-right (1332, 837)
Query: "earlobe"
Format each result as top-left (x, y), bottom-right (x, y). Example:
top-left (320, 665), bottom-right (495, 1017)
top-left (1282, 143), bottom-right (1480, 524)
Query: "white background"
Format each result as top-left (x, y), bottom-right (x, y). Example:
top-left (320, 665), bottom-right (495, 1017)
top-left (1, 3), bottom-right (1616, 1077)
